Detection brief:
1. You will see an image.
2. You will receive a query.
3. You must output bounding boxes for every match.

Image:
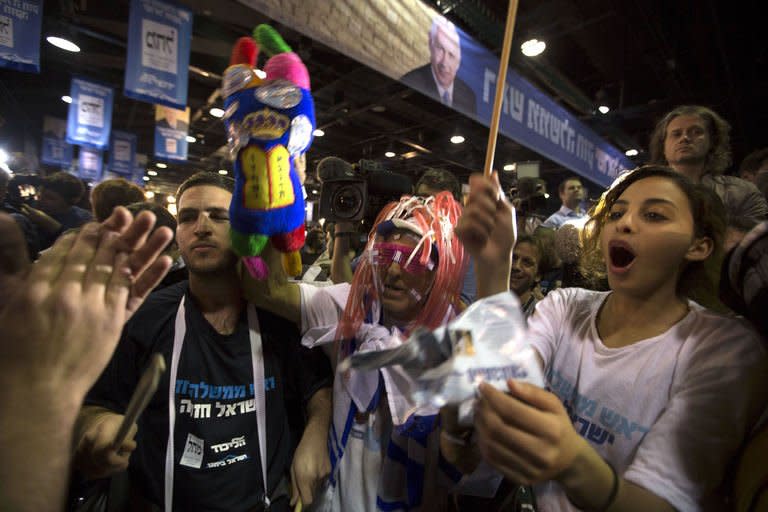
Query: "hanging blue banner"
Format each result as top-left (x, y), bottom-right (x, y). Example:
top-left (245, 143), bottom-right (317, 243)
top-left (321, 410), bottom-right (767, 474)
top-left (41, 116), bottom-right (74, 167)
top-left (0, 0), bottom-right (42, 73)
top-left (66, 77), bottom-right (114, 150)
top-left (124, 0), bottom-right (193, 110)
top-left (108, 131), bottom-right (137, 176)
top-left (78, 147), bottom-right (104, 182)
top-left (154, 104), bottom-right (189, 161)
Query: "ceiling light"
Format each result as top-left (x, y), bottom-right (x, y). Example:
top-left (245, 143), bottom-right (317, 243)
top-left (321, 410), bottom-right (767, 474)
top-left (62, 95), bottom-right (72, 104)
top-left (46, 36), bottom-right (81, 53)
top-left (625, 149), bottom-right (639, 157)
top-left (544, 193), bottom-right (550, 199)
top-left (186, 135), bottom-right (196, 143)
top-left (385, 151), bottom-right (396, 158)
top-left (521, 39), bottom-right (546, 57)
top-left (166, 195), bottom-right (176, 204)
top-left (142, 176), bottom-right (150, 181)
top-left (371, 105), bottom-right (386, 113)
top-left (156, 162), bottom-right (167, 169)
top-left (598, 105), bottom-right (610, 114)
top-left (503, 163), bottom-right (515, 172)
top-left (167, 203), bottom-right (177, 216)
top-left (0, 149), bottom-right (8, 165)
top-left (145, 190), bottom-right (155, 199)
top-left (218, 169), bottom-right (228, 175)
top-left (450, 135), bottom-right (465, 144)
top-left (255, 69), bottom-right (267, 79)
top-left (209, 107), bottom-right (225, 118)
top-left (147, 170), bottom-right (158, 176)
top-left (313, 129), bottom-right (325, 137)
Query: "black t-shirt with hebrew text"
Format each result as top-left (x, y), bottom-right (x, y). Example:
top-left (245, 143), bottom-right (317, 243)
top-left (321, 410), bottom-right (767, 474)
top-left (86, 281), bottom-right (331, 512)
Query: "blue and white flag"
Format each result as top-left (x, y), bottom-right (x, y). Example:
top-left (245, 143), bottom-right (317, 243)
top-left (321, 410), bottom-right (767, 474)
top-left (78, 147), bottom-right (104, 182)
top-left (108, 131), bottom-right (137, 176)
top-left (66, 77), bottom-right (114, 150)
top-left (0, 0), bottom-right (43, 73)
top-left (41, 116), bottom-right (74, 167)
top-left (124, 0), bottom-right (193, 110)
top-left (154, 104), bottom-right (189, 161)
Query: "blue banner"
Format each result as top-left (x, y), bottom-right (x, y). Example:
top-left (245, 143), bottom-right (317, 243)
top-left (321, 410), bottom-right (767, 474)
top-left (108, 131), bottom-right (137, 176)
top-left (0, 0), bottom-right (42, 73)
top-left (154, 104), bottom-right (189, 161)
top-left (78, 147), bottom-right (104, 182)
top-left (124, 0), bottom-right (193, 110)
top-left (66, 77), bottom-right (114, 150)
top-left (400, 20), bottom-right (631, 188)
top-left (41, 116), bottom-right (74, 167)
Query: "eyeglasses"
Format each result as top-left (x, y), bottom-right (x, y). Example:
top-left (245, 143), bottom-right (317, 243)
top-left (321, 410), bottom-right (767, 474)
top-left (371, 242), bottom-right (434, 274)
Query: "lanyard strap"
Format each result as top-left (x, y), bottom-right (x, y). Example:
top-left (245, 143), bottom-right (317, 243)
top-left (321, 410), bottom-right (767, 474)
top-left (164, 298), bottom-right (269, 511)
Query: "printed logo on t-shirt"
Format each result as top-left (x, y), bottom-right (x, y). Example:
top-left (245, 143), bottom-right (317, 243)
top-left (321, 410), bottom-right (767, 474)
top-left (179, 433), bottom-right (204, 469)
top-left (174, 378), bottom-right (277, 420)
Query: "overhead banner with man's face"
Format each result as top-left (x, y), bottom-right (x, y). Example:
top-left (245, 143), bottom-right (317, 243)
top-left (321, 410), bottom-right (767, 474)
top-left (66, 77), bottom-right (114, 150)
top-left (41, 116), bottom-right (74, 167)
top-left (108, 131), bottom-right (137, 176)
top-left (0, 0), bottom-right (43, 73)
top-left (124, 0), bottom-right (193, 110)
top-left (154, 104), bottom-right (189, 161)
top-left (78, 146), bottom-right (104, 182)
top-left (238, 0), bottom-right (631, 187)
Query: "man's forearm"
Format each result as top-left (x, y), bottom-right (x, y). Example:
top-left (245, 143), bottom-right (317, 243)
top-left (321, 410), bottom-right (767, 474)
top-left (0, 381), bottom-right (83, 512)
top-left (305, 387), bottom-right (332, 429)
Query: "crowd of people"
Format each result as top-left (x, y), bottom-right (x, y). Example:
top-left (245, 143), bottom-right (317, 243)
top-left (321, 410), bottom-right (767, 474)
top-left (1, 104), bottom-right (767, 512)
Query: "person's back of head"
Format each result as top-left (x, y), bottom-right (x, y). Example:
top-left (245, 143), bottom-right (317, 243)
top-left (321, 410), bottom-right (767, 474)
top-left (91, 178), bottom-right (146, 222)
top-left (414, 168), bottom-right (461, 202)
top-left (38, 172), bottom-right (87, 217)
top-left (739, 148), bottom-right (768, 183)
top-left (648, 105), bottom-right (732, 176)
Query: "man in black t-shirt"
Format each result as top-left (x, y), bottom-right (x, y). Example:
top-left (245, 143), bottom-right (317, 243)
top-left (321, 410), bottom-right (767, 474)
top-left (74, 172), bottom-right (332, 511)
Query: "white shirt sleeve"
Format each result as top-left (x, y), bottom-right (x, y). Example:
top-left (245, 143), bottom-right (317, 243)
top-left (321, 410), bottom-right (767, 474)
top-left (299, 282), bottom-right (351, 334)
top-left (623, 317), bottom-right (768, 511)
top-left (525, 288), bottom-right (570, 370)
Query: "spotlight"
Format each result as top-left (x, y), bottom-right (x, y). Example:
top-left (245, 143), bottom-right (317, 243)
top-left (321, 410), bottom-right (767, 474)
top-left (147, 170), bottom-right (158, 176)
top-left (313, 129), bottom-right (325, 137)
top-left (145, 190), bottom-right (155, 199)
top-left (450, 135), bottom-right (465, 144)
top-left (186, 135), bottom-right (196, 143)
top-left (385, 151), bottom-right (395, 158)
top-left (142, 176), bottom-right (150, 181)
top-left (46, 36), bottom-right (80, 53)
top-left (598, 105), bottom-right (610, 114)
top-left (62, 95), bottom-right (72, 104)
top-left (218, 169), bottom-right (228, 175)
top-left (625, 149), bottom-right (639, 157)
top-left (209, 107), bottom-right (225, 118)
top-left (503, 163), bottom-right (515, 172)
top-left (156, 162), bottom-right (167, 169)
top-left (166, 195), bottom-right (176, 204)
top-left (521, 39), bottom-right (546, 57)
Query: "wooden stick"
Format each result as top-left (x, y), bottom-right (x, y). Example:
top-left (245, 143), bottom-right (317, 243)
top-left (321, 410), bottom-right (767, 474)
top-left (112, 353), bottom-right (166, 450)
top-left (483, 0), bottom-right (521, 177)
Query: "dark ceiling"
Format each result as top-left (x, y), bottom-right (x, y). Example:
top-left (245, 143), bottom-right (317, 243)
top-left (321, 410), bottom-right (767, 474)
top-left (0, 0), bottom-right (765, 201)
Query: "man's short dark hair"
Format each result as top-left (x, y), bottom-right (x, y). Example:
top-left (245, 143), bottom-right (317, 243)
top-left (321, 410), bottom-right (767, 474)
top-left (176, 172), bottom-right (235, 202)
top-left (42, 172), bottom-right (85, 205)
top-left (414, 168), bottom-right (461, 201)
top-left (558, 177), bottom-right (581, 196)
top-left (739, 148), bottom-right (768, 176)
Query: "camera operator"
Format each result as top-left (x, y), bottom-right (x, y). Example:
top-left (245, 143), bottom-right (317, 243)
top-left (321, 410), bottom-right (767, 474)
top-left (0, 171), bottom-right (40, 259)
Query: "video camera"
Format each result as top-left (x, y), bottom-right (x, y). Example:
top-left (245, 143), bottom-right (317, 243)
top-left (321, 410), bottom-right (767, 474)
top-left (316, 157), bottom-right (413, 223)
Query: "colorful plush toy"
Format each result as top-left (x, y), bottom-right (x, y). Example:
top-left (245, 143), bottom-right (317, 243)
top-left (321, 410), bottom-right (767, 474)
top-left (222, 24), bottom-right (315, 279)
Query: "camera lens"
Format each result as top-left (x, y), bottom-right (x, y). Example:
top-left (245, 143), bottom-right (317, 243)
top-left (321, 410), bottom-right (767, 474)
top-left (332, 185), bottom-right (364, 220)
